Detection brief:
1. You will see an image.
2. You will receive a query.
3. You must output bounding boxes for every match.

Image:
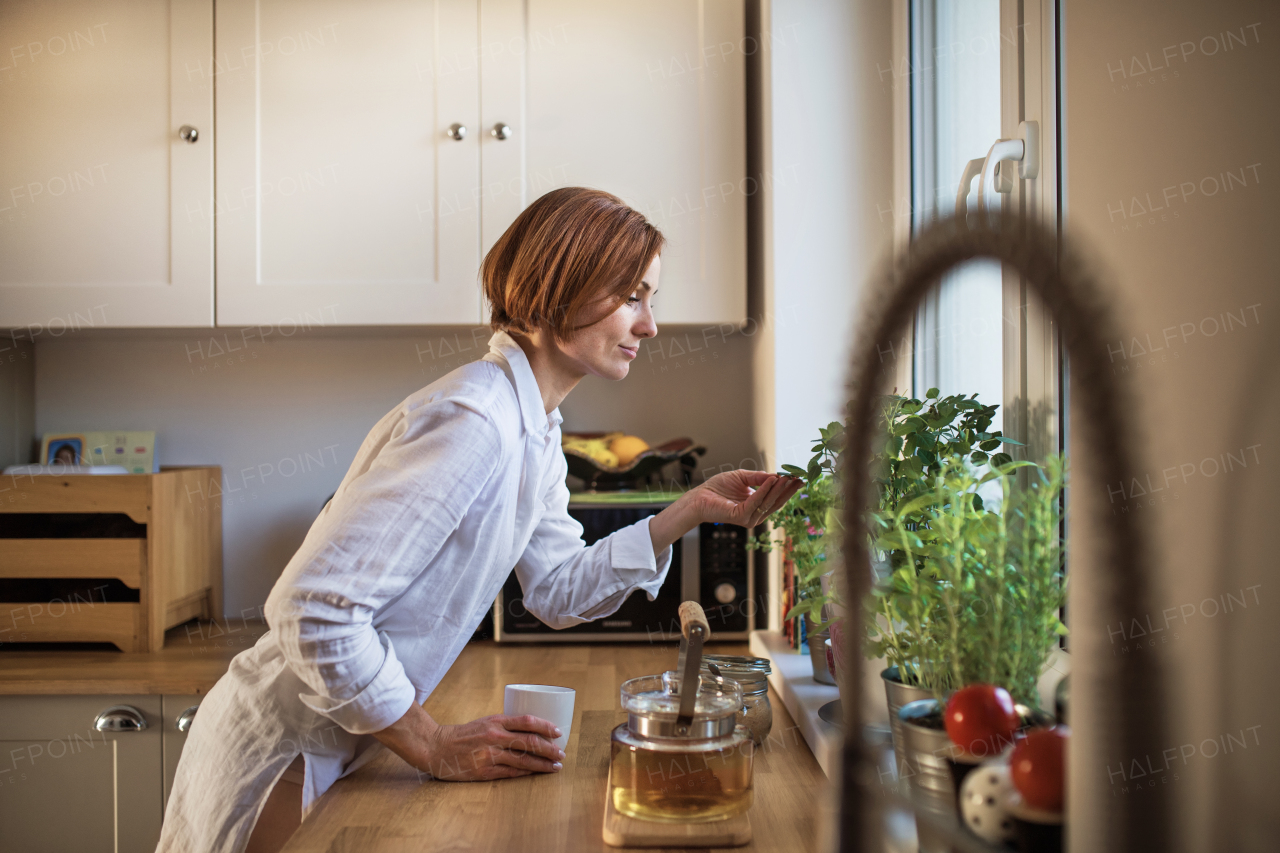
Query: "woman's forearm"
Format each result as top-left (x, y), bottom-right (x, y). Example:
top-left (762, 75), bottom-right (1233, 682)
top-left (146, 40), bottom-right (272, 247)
top-left (373, 701), bottom-right (441, 770)
top-left (648, 495), bottom-right (703, 557)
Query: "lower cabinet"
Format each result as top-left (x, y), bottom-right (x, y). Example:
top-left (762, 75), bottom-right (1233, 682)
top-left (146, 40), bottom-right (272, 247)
top-left (162, 695), bottom-right (202, 809)
top-left (0, 694), bottom-right (202, 853)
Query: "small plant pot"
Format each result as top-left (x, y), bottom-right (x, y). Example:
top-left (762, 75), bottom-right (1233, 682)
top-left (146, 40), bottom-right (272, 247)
top-left (898, 699), bottom-right (960, 853)
top-left (807, 627), bottom-right (836, 685)
top-left (881, 667), bottom-right (933, 774)
top-left (898, 699), bottom-right (956, 806)
top-left (827, 620), bottom-right (849, 705)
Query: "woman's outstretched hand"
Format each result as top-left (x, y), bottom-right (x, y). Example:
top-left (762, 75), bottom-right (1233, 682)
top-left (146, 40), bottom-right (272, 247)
top-left (649, 471), bottom-right (802, 556)
top-left (374, 703), bottom-right (564, 782)
top-left (690, 471), bottom-right (803, 529)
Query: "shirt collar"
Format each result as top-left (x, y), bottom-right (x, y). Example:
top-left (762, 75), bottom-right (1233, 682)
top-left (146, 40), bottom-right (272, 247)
top-left (487, 331), bottom-right (562, 437)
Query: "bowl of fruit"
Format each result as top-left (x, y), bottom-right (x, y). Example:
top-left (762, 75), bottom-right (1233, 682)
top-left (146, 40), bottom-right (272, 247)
top-left (560, 432), bottom-right (706, 491)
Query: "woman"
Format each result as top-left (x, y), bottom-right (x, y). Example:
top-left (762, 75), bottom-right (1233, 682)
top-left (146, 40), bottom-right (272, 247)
top-left (158, 188), bottom-right (801, 853)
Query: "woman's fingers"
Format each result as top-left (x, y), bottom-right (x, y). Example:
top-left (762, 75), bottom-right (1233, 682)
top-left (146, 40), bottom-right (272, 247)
top-left (765, 479), bottom-right (803, 516)
top-left (739, 476), bottom-right (777, 522)
top-left (499, 731), bottom-right (564, 762)
top-left (496, 715), bottom-right (563, 762)
top-left (496, 747), bottom-right (562, 774)
top-left (734, 470), bottom-right (774, 488)
top-left (747, 476), bottom-right (801, 526)
top-left (479, 764), bottom-right (533, 780)
top-left (500, 714), bottom-right (561, 742)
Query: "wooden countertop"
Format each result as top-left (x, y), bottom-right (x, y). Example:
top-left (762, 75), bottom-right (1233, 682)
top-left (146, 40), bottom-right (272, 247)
top-left (283, 641), bottom-right (829, 853)
top-left (0, 619), bottom-right (268, 695)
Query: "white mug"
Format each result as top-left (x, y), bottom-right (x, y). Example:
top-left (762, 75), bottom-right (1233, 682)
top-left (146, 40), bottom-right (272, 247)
top-left (503, 684), bottom-right (575, 751)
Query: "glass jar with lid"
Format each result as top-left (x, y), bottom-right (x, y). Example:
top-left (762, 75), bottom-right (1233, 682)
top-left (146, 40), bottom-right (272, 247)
top-left (609, 671), bottom-right (754, 823)
top-left (701, 654), bottom-right (772, 744)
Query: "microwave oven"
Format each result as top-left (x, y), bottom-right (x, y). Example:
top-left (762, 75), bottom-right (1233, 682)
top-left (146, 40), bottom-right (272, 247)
top-left (492, 497), bottom-right (761, 642)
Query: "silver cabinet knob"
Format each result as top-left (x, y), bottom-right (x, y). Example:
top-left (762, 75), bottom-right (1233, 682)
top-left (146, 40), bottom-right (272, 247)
top-left (176, 705), bottom-right (199, 733)
top-left (490, 123), bottom-right (512, 141)
top-left (446, 123), bottom-right (467, 141)
top-left (179, 125), bottom-right (199, 144)
top-left (93, 705), bottom-right (149, 732)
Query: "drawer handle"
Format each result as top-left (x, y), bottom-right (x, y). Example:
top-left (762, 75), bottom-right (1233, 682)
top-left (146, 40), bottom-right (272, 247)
top-left (446, 122), bottom-right (467, 141)
top-left (490, 122), bottom-right (512, 140)
top-left (179, 124), bottom-right (199, 144)
top-left (93, 705), bottom-right (149, 733)
top-left (176, 705), bottom-right (199, 734)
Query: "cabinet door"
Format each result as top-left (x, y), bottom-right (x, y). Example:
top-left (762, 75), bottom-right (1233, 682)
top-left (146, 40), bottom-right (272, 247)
top-left (215, 0), bottom-right (483, 326)
top-left (161, 694), bottom-right (201, 808)
top-left (0, 1), bottom-right (214, 328)
top-left (515, 0), bottom-right (746, 325)
top-left (0, 695), bottom-right (163, 853)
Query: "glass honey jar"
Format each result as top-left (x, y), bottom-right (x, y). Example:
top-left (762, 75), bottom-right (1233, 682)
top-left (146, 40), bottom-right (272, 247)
top-left (609, 671), bottom-right (754, 823)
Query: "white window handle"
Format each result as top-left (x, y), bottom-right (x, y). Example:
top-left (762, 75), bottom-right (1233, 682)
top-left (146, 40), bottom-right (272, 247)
top-left (978, 120), bottom-right (1039, 212)
top-left (955, 157), bottom-right (986, 218)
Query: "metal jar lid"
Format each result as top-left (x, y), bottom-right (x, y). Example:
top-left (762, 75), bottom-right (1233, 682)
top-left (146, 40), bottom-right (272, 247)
top-left (628, 712), bottom-right (738, 739)
top-left (701, 654), bottom-right (771, 694)
top-left (620, 673), bottom-right (741, 740)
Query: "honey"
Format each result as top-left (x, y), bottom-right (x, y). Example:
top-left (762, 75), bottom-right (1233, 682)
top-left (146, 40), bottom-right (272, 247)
top-left (609, 723), bottom-right (753, 822)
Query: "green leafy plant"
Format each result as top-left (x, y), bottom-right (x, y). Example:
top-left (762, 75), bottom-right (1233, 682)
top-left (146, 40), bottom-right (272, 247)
top-left (750, 389), bottom-right (1065, 707)
top-left (873, 388), bottom-right (1015, 521)
top-left (865, 453), bottom-right (1067, 705)
top-left (746, 422), bottom-right (844, 630)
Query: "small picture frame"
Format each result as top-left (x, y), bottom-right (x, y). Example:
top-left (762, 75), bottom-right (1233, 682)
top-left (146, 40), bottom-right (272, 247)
top-left (44, 435), bottom-right (86, 466)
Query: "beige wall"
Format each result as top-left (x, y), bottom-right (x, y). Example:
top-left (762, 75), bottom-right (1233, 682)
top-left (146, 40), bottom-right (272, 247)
top-left (1062, 1), bottom-right (1278, 849)
top-left (33, 325), bottom-right (754, 616)
top-left (0, 337), bottom-right (34, 469)
top-left (754, 0), bottom-right (895, 627)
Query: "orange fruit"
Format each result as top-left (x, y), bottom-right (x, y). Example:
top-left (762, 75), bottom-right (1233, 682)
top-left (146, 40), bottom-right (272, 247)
top-left (609, 435), bottom-right (650, 467)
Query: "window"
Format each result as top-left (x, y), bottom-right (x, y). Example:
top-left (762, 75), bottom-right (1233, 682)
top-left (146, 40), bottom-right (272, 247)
top-left (905, 0), bottom-right (1061, 463)
top-left (910, 0), bottom-right (1004, 431)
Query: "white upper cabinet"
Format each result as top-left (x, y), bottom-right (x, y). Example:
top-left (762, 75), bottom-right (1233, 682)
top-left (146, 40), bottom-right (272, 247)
top-left (219, 0), bottom-right (747, 327)
top-left (516, 0), bottom-right (747, 325)
top-left (3, 0), bottom-right (745, 329)
top-left (215, 0), bottom-right (482, 326)
top-left (0, 0), bottom-right (214, 329)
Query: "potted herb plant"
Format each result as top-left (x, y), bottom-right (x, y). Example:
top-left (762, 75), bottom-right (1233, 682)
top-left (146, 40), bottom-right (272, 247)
top-left (874, 450), bottom-right (1066, 826)
top-left (747, 423), bottom-right (843, 683)
top-left (862, 388), bottom-right (1021, 746)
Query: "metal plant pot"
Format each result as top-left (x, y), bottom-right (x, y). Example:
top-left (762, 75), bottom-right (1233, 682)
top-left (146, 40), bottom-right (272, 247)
top-left (898, 699), bottom-right (957, 853)
top-left (881, 666), bottom-right (933, 771)
top-left (898, 699), bottom-right (956, 805)
top-left (808, 627), bottom-right (836, 685)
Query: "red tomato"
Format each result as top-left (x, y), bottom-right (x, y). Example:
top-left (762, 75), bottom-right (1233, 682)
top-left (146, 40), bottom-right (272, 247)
top-left (1010, 726), bottom-right (1068, 811)
top-left (943, 683), bottom-right (1020, 756)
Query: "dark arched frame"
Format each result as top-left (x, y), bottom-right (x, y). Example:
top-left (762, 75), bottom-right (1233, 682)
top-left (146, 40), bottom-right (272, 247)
top-left (837, 213), bottom-right (1168, 851)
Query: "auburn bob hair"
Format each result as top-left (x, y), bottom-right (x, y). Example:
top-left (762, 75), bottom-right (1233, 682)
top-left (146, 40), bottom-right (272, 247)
top-left (482, 187), bottom-right (665, 341)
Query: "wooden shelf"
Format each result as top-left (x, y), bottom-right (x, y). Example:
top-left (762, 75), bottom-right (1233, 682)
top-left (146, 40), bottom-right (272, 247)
top-left (0, 539), bottom-right (146, 585)
top-left (749, 630), bottom-right (842, 776)
top-left (0, 466), bottom-right (222, 651)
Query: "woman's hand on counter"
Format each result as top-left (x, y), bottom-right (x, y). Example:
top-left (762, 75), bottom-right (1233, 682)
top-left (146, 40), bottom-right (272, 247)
top-left (648, 471), bottom-right (802, 556)
top-left (373, 703), bottom-right (565, 781)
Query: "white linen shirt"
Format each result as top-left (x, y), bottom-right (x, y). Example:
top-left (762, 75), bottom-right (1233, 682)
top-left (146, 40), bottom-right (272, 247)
top-left (158, 332), bottom-right (672, 853)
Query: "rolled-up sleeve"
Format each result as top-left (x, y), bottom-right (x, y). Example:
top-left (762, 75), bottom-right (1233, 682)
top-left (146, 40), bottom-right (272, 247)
top-left (514, 451), bottom-right (674, 629)
top-left (264, 399), bottom-right (502, 734)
